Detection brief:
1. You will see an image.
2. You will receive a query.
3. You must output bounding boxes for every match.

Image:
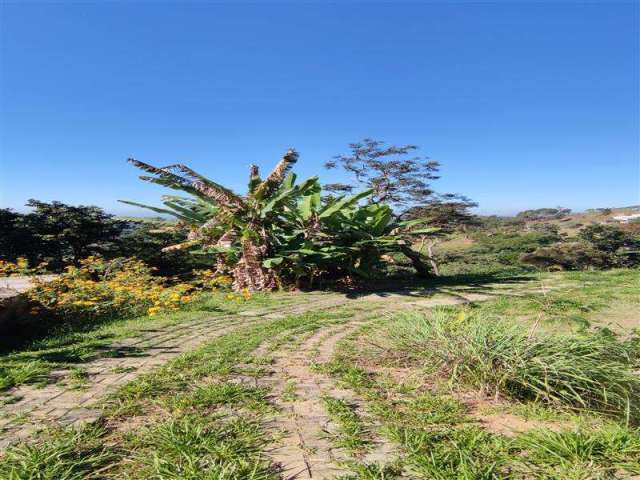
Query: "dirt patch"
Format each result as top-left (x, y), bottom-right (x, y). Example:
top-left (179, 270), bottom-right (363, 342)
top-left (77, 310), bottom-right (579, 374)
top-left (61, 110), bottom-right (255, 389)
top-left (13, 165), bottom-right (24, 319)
top-left (106, 403), bottom-right (168, 435)
top-left (463, 396), bottom-right (566, 437)
top-left (590, 303), bottom-right (639, 336)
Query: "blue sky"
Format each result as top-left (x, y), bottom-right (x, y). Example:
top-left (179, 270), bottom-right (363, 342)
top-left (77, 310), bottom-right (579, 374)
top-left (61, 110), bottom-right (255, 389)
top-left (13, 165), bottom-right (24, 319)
top-left (1, 1), bottom-right (638, 215)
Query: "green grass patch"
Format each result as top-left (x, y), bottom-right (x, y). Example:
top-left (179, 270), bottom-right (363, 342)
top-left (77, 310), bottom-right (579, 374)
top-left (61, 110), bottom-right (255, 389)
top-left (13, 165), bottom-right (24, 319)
top-left (474, 269), bottom-right (640, 332)
top-left (124, 414), bottom-right (277, 479)
top-left (0, 291), bottom-right (307, 393)
top-left (0, 424), bottom-right (117, 480)
top-left (322, 395), bottom-right (373, 454)
top-left (166, 382), bottom-right (272, 413)
top-left (516, 425), bottom-right (640, 478)
top-left (389, 309), bottom-right (640, 420)
top-left (319, 308), bottom-right (640, 479)
top-left (0, 307), bottom-right (355, 477)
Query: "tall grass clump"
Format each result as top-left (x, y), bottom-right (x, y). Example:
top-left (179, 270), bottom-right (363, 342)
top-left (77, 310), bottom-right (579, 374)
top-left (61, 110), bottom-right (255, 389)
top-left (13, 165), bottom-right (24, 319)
top-left (389, 309), bottom-right (640, 421)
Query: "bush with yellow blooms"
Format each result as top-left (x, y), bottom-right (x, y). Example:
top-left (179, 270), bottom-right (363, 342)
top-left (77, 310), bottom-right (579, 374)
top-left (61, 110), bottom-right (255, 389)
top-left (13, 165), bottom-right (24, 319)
top-left (27, 256), bottom-right (198, 320)
top-left (0, 257), bottom-right (48, 277)
top-left (25, 257), bottom-right (251, 321)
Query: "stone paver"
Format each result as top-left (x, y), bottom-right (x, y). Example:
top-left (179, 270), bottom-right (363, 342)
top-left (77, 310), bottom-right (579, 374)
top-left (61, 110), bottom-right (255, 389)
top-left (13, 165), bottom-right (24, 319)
top-left (0, 294), bottom-right (351, 449)
top-left (263, 304), bottom-right (408, 479)
top-left (0, 275), bottom-right (57, 300)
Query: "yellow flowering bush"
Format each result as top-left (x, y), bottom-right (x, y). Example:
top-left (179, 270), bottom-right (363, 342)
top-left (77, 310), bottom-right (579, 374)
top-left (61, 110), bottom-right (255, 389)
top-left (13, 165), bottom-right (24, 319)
top-left (191, 269), bottom-right (251, 302)
top-left (191, 269), bottom-right (233, 291)
top-left (0, 257), bottom-right (48, 276)
top-left (28, 256), bottom-right (198, 320)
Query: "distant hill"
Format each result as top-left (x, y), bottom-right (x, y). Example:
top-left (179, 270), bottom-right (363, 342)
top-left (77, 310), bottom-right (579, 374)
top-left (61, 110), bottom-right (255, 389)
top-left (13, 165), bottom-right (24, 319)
top-left (510, 206), bottom-right (640, 235)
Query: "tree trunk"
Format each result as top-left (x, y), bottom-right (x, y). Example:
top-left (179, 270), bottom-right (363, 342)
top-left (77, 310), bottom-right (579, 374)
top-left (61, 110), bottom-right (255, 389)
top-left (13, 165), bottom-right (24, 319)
top-left (232, 237), bottom-right (276, 291)
top-left (400, 245), bottom-right (433, 278)
top-left (426, 240), bottom-right (440, 276)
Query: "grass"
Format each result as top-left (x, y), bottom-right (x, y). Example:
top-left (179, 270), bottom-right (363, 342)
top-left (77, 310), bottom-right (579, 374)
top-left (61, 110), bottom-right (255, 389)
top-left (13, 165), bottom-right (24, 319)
top-left (126, 414), bottom-right (277, 479)
top-left (337, 462), bottom-right (404, 479)
top-left (474, 269), bottom-right (640, 333)
top-left (321, 395), bottom-right (373, 454)
top-left (1, 269), bottom-right (638, 478)
top-left (317, 358), bottom-right (514, 478)
top-left (281, 381), bottom-right (298, 402)
top-left (0, 290), bottom-right (308, 393)
top-left (313, 272), bottom-right (640, 478)
top-left (388, 309), bottom-right (640, 420)
top-left (516, 425), bottom-right (640, 478)
top-left (319, 339), bottom-right (640, 478)
top-left (0, 424), bottom-right (117, 480)
top-left (167, 382), bottom-right (272, 413)
top-left (0, 307), bottom-right (354, 478)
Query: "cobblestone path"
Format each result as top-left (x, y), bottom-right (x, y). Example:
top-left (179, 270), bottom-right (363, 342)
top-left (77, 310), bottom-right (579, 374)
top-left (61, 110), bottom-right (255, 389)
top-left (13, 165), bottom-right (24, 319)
top-left (0, 294), bottom-right (351, 448)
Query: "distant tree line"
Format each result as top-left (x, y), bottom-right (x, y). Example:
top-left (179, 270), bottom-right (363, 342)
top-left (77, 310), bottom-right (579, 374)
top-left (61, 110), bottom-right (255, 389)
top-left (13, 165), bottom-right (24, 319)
top-left (0, 199), bottom-right (201, 275)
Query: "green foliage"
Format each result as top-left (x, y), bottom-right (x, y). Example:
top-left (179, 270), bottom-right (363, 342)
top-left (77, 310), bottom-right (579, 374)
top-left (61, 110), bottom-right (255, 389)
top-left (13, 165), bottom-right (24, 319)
top-left (516, 425), bottom-right (640, 478)
top-left (322, 395), bottom-right (373, 453)
top-left (516, 207), bottom-right (571, 221)
top-left (0, 208), bottom-right (41, 265)
top-left (1, 200), bottom-right (128, 271)
top-left (521, 225), bottom-right (640, 271)
top-left (124, 150), bottom-right (436, 290)
top-left (116, 219), bottom-right (205, 275)
top-left (0, 425), bottom-right (117, 479)
top-left (323, 138), bottom-right (441, 210)
top-left (168, 383), bottom-right (270, 412)
top-left (438, 231), bottom-right (559, 275)
top-left (520, 241), bottom-right (609, 270)
top-left (136, 415), bottom-right (277, 479)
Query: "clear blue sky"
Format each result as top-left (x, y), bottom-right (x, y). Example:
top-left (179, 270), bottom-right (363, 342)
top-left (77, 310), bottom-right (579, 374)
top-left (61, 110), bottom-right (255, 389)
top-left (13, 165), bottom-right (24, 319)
top-left (1, 1), bottom-right (638, 215)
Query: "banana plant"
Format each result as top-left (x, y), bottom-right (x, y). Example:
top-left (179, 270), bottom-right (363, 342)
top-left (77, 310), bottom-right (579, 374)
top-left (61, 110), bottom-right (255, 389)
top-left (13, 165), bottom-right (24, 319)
top-left (122, 149), bottom-right (437, 290)
top-left (122, 150), bottom-right (315, 290)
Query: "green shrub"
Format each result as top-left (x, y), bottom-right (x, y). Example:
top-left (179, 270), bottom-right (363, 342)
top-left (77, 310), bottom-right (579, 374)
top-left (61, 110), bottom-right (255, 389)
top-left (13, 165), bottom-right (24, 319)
top-left (519, 241), bottom-right (609, 270)
top-left (389, 310), bottom-right (640, 420)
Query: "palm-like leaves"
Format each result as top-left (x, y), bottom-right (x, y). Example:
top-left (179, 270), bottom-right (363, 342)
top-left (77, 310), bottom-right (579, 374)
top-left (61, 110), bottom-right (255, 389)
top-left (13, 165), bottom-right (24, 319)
top-left (123, 149), bottom-right (435, 290)
top-left (127, 159), bottom-right (244, 211)
top-left (251, 149), bottom-right (299, 201)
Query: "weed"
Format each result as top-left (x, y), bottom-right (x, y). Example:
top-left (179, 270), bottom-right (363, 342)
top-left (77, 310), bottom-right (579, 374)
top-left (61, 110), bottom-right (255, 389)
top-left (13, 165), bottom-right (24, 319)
top-left (389, 309), bottom-right (640, 420)
top-left (337, 461), bottom-right (404, 479)
top-left (0, 361), bottom-right (50, 391)
top-left (516, 425), bottom-right (640, 478)
top-left (128, 414), bottom-right (278, 479)
top-left (322, 395), bottom-right (372, 454)
top-left (167, 382), bottom-right (271, 412)
top-left (0, 424), bottom-right (117, 479)
top-left (281, 381), bottom-right (298, 402)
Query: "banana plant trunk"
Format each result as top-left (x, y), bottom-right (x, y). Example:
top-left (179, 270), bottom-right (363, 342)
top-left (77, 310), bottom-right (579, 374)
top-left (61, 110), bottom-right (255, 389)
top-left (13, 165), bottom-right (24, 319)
top-left (232, 237), bottom-right (277, 292)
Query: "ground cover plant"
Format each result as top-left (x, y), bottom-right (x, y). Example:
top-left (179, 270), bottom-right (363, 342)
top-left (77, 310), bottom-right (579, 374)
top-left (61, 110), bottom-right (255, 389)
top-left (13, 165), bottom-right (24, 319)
top-left (314, 286), bottom-right (640, 477)
top-left (0, 307), bottom-right (359, 478)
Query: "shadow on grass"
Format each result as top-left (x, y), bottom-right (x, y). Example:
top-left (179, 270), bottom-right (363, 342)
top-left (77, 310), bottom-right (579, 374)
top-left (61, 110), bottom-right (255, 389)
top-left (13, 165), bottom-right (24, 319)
top-left (340, 271), bottom-right (534, 299)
